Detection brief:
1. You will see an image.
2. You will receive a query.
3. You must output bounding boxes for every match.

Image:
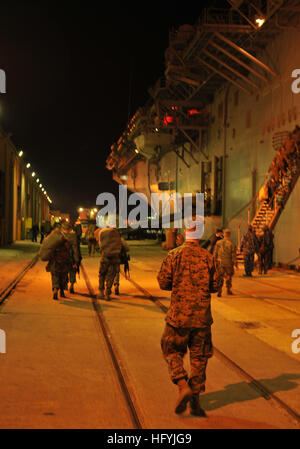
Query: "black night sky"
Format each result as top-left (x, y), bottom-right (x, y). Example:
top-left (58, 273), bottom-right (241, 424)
top-left (0, 1), bottom-right (209, 220)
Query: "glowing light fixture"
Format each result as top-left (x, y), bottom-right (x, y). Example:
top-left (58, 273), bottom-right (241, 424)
top-left (39, 184), bottom-right (42, 188)
top-left (26, 163), bottom-right (31, 168)
top-left (18, 150), bottom-right (23, 157)
top-left (32, 172), bottom-right (36, 177)
top-left (36, 178), bottom-right (39, 183)
top-left (255, 16), bottom-right (265, 27)
top-left (135, 148), bottom-right (139, 153)
top-left (79, 207), bottom-right (83, 212)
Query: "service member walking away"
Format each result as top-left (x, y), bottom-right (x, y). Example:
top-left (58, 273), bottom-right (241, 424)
top-left (40, 221), bottom-right (80, 300)
top-left (258, 226), bottom-right (274, 274)
top-left (213, 229), bottom-right (237, 297)
top-left (32, 223), bottom-right (39, 242)
top-left (240, 225), bottom-right (259, 277)
top-left (202, 228), bottom-right (223, 254)
top-left (85, 222), bottom-right (97, 256)
top-left (40, 221), bottom-right (45, 244)
top-left (97, 226), bottom-right (122, 300)
top-left (157, 219), bottom-right (222, 417)
top-left (113, 237), bottom-right (130, 295)
top-left (67, 223), bottom-right (82, 294)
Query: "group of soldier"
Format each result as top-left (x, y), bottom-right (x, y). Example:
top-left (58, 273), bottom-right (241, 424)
top-left (266, 125), bottom-right (300, 203)
top-left (39, 220), bottom-right (130, 301)
top-left (202, 225), bottom-right (274, 297)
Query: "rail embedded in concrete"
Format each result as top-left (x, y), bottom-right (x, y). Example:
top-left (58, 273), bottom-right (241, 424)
top-left (80, 262), bottom-right (144, 429)
top-left (0, 254), bottom-right (39, 305)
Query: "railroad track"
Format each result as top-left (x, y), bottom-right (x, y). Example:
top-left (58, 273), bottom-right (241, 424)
top-left (80, 263), bottom-right (143, 429)
top-left (0, 255), bottom-right (39, 306)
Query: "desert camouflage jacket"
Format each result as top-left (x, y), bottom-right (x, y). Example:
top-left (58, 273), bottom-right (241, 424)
top-left (214, 238), bottom-right (237, 267)
top-left (157, 241), bottom-right (222, 328)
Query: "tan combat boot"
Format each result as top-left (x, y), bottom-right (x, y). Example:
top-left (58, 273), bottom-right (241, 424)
top-left (190, 393), bottom-right (207, 417)
top-left (174, 378), bottom-right (192, 414)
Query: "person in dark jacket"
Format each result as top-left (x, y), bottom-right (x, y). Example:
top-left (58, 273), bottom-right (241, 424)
top-left (32, 224), bottom-right (39, 242)
top-left (202, 228), bottom-right (223, 254)
top-left (40, 221), bottom-right (45, 244)
top-left (86, 222), bottom-right (97, 256)
top-left (74, 221), bottom-right (82, 246)
top-left (240, 225), bottom-right (259, 277)
top-left (258, 226), bottom-right (274, 274)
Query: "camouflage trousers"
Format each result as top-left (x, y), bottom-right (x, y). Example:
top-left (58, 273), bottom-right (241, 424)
top-left (50, 271), bottom-right (68, 291)
top-left (69, 268), bottom-right (77, 284)
top-left (88, 239), bottom-right (96, 256)
top-left (114, 264), bottom-right (120, 286)
top-left (258, 250), bottom-right (272, 274)
top-left (99, 259), bottom-right (119, 294)
top-left (161, 323), bottom-right (213, 394)
top-left (243, 253), bottom-right (255, 275)
top-left (218, 265), bottom-right (234, 292)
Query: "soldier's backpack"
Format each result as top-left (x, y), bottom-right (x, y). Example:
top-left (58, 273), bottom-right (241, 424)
top-left (39, 228), bottom-right (65, 261)
top-left (99, 228), bottom-right (122, 258)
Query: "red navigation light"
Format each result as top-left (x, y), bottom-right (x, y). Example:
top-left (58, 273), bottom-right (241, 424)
top-left (163, 114), bottom-right (175, 126)
top-left (188, 108), bottom-right (200, 115)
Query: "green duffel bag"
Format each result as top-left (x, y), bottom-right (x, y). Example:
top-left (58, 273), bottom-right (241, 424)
top-left (39, 228), bottom-right (65, 261)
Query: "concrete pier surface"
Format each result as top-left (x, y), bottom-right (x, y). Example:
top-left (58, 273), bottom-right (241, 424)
top-left (0, 240), bottom-right (299, 429)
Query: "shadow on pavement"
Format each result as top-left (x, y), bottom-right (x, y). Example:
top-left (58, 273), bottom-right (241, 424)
top-left (107, 298), bottom-right (165, 313)
top-left (201, 373), bottom-right (300, 411)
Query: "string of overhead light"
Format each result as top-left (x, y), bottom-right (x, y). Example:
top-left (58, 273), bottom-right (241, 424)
top-left (17, 149), bottom-right (53, 204)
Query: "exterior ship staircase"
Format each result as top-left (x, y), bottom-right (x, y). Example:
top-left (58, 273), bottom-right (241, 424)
top-left (236, 132), bottom-right (300, 266)
top-left (251, 136), bottom-right (300, 234)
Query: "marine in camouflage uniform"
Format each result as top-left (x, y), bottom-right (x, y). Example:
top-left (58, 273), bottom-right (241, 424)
top-left (158, 238), bottom-right (222, 416)
top-left (98, 227), bottom-right (122, 300)
top-left (113, 238), bottom-right (130, 295)
top-left (213, 229), bottom-right (237, 297)
top-left (67, 226), bottom-right (82, 293)
top-left (46, 222), bottom-right (80, 300)
top-left (258, 226), bottom-right (274, 274)
top-left (240, 225), bottom-right (259, 277)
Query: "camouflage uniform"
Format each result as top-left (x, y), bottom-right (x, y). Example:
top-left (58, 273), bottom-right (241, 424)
top-left (240, 227), bottom-right (259, 276)
top-left (258, 228), bottom-right (274, 274)
top-left (98, 228), bottom-right (122, 296)
top-left (113, 238), bottom-right (130, 289)
top-left (86, 223), bottom-right (97, 256)
top-left (47, 242), bottom-right (73, 291)
top-left (213, 236), bottom-right (237, 294)
top-left (158, 241), bottom-right (222, 394)
top-left (66, 231), bottom-right (81, 286)
top-left (46, 228), bottom-right (80, 292)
